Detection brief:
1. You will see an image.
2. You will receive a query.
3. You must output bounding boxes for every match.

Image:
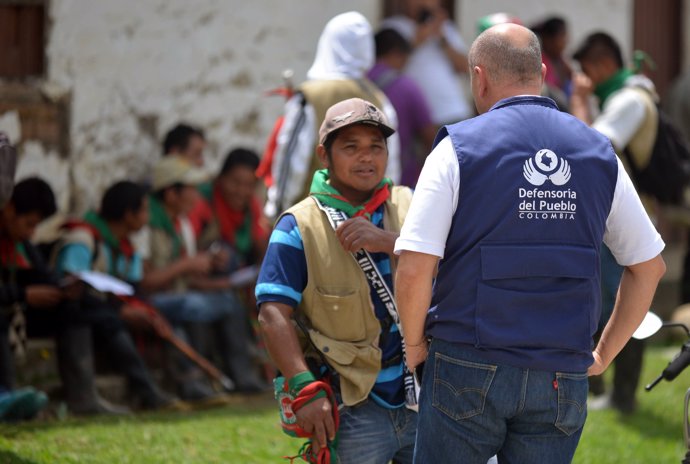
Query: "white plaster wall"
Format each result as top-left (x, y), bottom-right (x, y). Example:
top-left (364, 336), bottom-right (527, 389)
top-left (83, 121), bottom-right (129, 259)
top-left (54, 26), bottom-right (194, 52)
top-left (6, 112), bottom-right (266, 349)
top-left (458, 0), bottom-right (633, 66)
top-left (15, 0), bottom-right (652, 214)
top-left (40, 0), bottom-right (380, 213)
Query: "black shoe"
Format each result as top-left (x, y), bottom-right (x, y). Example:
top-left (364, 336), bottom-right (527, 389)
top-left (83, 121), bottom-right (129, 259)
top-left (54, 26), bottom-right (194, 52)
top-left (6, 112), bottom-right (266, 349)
top-left (69, 397), bottom-right (131, 416)
top-left (131, 387), bottom-right (187, 411)
top-left (136, 392), bottom-right (190, 412)
top-left (178, 378), bottom-right (214, 401)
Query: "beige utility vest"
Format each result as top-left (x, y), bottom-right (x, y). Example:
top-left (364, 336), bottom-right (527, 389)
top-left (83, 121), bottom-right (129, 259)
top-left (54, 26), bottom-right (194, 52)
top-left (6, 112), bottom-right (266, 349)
top-left (284, 186), bottom-right (412, 406)
top-left (53, 227), bottom-right (110, 274)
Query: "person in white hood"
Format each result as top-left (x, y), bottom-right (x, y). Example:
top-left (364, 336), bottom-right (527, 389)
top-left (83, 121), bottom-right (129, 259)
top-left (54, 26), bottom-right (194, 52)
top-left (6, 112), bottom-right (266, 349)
top-left (264, 11), bottom-right (400, 219)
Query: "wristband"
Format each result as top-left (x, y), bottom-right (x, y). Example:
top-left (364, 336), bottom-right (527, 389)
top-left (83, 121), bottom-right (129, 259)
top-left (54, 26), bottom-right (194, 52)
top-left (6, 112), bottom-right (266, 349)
top-left (288, 371), bottom-right (316, 397)
top-left (288, 371), bottom-right (326, 406)
top-left (406, 338), bottom-right (428, 347)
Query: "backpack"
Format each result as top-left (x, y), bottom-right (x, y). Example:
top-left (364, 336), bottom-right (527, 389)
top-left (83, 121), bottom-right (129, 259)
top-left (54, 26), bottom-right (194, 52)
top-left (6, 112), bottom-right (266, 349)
top-left (623, 88), bottom-right (690, 205)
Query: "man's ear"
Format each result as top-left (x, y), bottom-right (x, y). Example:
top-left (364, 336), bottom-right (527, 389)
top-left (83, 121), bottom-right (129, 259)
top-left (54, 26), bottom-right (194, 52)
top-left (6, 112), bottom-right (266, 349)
top-left (475, 65), bottom-right (489, 98)
top-left (316, 144), bottom-right (330, 169)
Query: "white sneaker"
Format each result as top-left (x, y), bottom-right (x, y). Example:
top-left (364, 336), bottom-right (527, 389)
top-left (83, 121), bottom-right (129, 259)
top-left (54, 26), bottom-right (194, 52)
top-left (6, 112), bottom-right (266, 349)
top-left (587, 392), bottom-right (612, 411)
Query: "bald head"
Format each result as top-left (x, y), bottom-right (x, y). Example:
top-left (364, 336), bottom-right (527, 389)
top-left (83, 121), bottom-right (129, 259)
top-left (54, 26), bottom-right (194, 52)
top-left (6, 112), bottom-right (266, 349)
top-left (469, 23), bottom-right (543, 86)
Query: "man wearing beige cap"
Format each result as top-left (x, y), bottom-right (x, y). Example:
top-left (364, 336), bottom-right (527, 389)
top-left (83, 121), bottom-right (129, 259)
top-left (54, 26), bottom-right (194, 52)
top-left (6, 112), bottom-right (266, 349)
top-left (258, 98), bottom-right (416, 463)
top-left (139, 156), bottom-right (266, 399)
top-left (139, 156), bottom-right (212, 294)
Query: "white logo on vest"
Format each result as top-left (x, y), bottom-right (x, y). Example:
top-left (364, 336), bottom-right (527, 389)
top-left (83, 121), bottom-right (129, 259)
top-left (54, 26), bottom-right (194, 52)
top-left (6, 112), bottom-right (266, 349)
top-left (519, 149), bottom-right (577, 221)
top-left (523, 149), bottom-right (571, 186)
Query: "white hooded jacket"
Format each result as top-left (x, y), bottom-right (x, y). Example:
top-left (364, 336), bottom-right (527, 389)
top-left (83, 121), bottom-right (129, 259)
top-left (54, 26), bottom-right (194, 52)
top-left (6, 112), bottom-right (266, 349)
top-left (265, 11), bottom-right (401, 219)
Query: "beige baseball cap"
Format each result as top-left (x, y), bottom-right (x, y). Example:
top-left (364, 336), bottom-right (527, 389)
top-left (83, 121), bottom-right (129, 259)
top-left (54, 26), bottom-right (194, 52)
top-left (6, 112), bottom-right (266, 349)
top-left (319, 98), bottom-right (395, 145)
top-left (152, 155), bottom-right (209, 191)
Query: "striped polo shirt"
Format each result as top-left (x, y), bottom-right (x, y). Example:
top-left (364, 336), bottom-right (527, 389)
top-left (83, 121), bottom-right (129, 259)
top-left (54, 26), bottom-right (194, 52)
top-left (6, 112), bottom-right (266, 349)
top-left (256, 206), bottom-right (405, 408)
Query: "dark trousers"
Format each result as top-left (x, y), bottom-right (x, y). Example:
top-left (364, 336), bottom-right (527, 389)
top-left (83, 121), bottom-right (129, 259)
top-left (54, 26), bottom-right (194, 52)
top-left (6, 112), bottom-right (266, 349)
top-left (611, 337), bottom-right (645, 412)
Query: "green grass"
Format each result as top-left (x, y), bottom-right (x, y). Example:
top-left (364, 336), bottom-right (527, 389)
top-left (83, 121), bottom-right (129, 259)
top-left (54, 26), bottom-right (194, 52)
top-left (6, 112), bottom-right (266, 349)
top-left (1, 345), bottom-right (690, 463)
top-left (574, 344), bottom-right (690, 464)
top-left (0, 394), bottom-right (296, 464)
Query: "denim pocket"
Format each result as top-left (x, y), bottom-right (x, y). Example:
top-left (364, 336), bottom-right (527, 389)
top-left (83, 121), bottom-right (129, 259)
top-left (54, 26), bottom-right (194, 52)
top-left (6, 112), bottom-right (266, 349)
top-left (554, 372), bottom-right (588, 436)
top-left (432, 352), bottom-right (496, 421)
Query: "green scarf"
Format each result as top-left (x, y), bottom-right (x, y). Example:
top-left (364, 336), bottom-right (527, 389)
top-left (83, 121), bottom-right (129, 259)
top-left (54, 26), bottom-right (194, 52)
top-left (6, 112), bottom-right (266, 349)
top-left (309, 169), bottom-right (393, 220)
top-left (234, 215), bottom-right (253, 256)
top-left (594, 68), bottom-right (635, 108)
top-left (197, 181), bottom-right (213, 201)
top-left (148, 195), bottom-right (182, 259)
top-left (84, 211), bottom-right (119, 251)
top-left (83, 211), bottom-right (137, 277)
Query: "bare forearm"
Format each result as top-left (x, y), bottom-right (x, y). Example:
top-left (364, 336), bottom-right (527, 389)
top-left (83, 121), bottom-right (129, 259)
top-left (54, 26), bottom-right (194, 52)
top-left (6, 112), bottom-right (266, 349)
top-left (395, 251), bottom-right (437, 345)
top-left (188, 276), bottom-right (230, 291)
top-left (381, 231), bottom-right (399, 256)
top-left (570, 95), bottom-right (592, 125)
top-left (258, 302), bottom-right (310, 378)
top-left (140, 260), bottom-right (187, 292)
top-left (397, 278), bottom-right (431, 346)
top-left (443, 44), bottom-right (468, 74)
top-left (594, 255), bottom-right (665, 368)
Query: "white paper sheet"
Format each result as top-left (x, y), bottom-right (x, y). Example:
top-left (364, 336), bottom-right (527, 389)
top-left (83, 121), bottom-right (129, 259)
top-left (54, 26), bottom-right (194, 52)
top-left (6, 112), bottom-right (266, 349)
top-left (76, 270), bottom-right (134, 296)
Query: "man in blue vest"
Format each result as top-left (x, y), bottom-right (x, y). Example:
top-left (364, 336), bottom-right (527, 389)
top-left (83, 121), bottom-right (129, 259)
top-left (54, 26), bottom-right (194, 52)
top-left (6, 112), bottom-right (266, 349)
top-left (394, 24), bottom-right (666, 463)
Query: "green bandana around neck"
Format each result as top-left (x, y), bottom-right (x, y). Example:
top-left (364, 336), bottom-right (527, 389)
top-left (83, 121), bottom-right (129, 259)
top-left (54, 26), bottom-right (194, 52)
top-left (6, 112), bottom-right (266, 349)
top-left (148, 195), bottom-right (182, 258)
top-left (594, 68), bottom-right (635, 108)
top-left (84, 211), bottom-right (119, 251)
top-left (234, 215), bottom-right (253, 256)
top-left (308, 169), bottom-right (393, 220)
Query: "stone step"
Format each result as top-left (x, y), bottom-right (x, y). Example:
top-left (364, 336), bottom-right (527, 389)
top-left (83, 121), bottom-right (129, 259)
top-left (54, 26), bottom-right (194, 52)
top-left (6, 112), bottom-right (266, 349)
top-left (16, 338), bottom-right (131, 404)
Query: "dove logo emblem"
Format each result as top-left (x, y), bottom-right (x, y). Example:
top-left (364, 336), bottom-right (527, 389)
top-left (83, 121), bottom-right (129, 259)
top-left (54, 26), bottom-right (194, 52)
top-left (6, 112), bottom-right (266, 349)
top-left (523, 149), bottom-right (571, 186)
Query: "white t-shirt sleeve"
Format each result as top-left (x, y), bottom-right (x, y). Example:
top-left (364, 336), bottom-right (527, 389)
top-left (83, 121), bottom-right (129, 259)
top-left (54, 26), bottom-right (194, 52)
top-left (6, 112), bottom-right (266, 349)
top-left (394, 136), bottom-right (459, 257)
top-left (592, 88), bottom-right (647, 151)
top-left (603, 157), bottom-right (665, 265)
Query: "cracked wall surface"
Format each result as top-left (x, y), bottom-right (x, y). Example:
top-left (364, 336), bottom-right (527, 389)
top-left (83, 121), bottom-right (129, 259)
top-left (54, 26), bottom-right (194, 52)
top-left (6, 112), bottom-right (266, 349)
top-left (29, 0), bottom-right (379, 213)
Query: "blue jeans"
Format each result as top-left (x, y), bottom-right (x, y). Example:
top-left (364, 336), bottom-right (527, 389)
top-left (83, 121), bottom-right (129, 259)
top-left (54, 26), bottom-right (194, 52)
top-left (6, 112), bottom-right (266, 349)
top-left (149, 290), bottom-right (240, 323)
top-left (414, 339), bottom-right (588, 464)
top-left (337, 399), bottom-right (417, 464)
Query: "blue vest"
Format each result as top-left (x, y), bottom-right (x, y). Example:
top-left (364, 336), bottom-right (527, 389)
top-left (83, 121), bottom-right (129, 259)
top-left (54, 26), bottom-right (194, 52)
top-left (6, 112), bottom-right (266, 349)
top-left (429, 96), bottom-right (618, 372)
